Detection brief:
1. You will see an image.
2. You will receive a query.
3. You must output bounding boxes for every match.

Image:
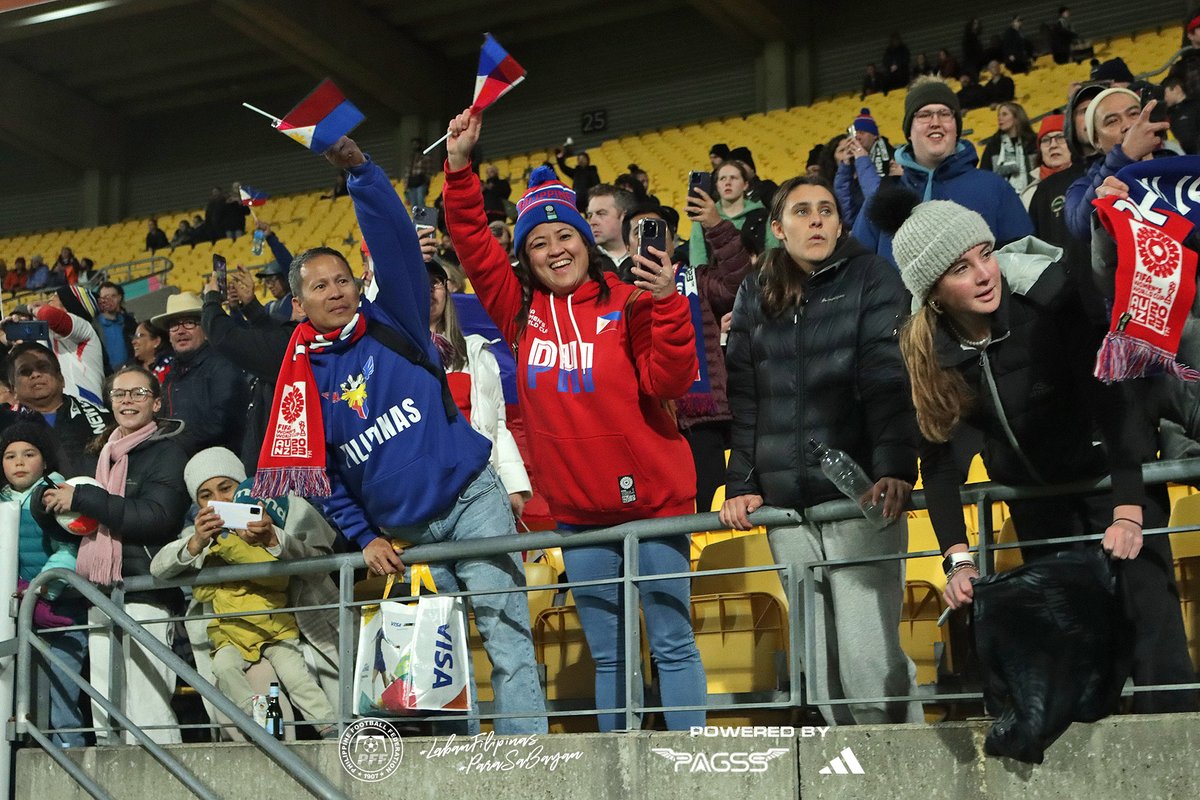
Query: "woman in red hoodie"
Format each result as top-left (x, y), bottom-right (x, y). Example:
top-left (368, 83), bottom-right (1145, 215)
top-left (442, 108), bottom-right (706, 731)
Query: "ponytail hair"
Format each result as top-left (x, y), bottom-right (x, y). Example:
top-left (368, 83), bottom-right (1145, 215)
top-left (899, 305), bottom-right (975, 443)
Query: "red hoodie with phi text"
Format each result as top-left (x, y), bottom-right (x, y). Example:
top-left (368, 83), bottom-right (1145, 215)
top-left (442, 163), bottom-right (698, 525)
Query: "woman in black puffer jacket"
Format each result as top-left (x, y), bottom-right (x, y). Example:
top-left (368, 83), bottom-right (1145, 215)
top-left (719, 176), bottom-right (921, 725)
top-left (43, 364), bottom-right (190, 744)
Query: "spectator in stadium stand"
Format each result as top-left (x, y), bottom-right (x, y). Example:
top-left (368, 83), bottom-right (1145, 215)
top-left (709, 143), bottom-right (731, 168)
top-left (259, 136), bottom-right (547, 735)
top-left (729, 146), bottom-right (778, 205)
top-left (587, 183), bottom-right (635, 275)
top-left (657, 198), bottom-right (746, 512)
top-left (31, 285), bottom-right (106, 405)
top-left (25, 255), bottom-right (50, 290)
top-left (817, 134), bottom-right (849, 185)
top-left (882, 33), bottom-right (911, 91)
top-left (153, 292), bottom-right (249, 457)
top-left (721, 176), bottom-right (921, 725)
top-left (1001, 16), bottom-right (1033, 74)
top-left (250, 221), bottom-right (297, 324)
top-left (7, 341), bottom-right (110, 476)
top-left (488, 220), bottom-right (516, 264)
top-left (404, 140), bottom-right (433, 208)
top-left (852, 79), bottom-right (1033, 266)
top-left (614, 170), bottom-right (650, 205)
top-left (957, 73), bottom-right (990, 111)
top-left (805, 145), bottom-right (824, 178)
top-left (169, 219), bottom-right (193, 249)
top-left (1049, 6), bottom-right (1082, 65)
top-left (982, 60), bottom-right (1016, 106)
top-left (443, 110), bottom-right (706, 732)
top-left (980, 102), bottom-right (1037, 194)
top-left (129, 320), bottom-right (172, 381)
top-left (1186, 11), bottom-right (1200, 48)
top-left (53, 247), bottom-right (81, 285)
top-left (145, 219), bottom-right (169, 253)
top-left (861, 63), bottom-right (884, 99)
top-left (912, 52), bottom-right (935, 78)
top-left (835, 108), bottom-right (895, 228)
top-left (1163, 75), bottom-right (1200, 154)
top-left (481, 164), bottom-right (512, 224)
top-left (689, 159), bottom-right (775, 270)
top-left (320, 172), bottom-right (348, 200)
top-left (41, 364), bottom-right (189, 744)
top-left (886, 195), bottom-right (1198, 714)
top-left (427, 259), bottom-right (532, 518)
top-left (1064, 87), bottom-right (1171, 243)
top-left (629, 164), bottom-right (653, 197)
top-left (3, 257), bottom-right (27, 293)
top-left (203, 187), bottom-right (227, 244)
top-left (936, 49), bottom-right (960, 80)
top-left (96, 281), bottom-right (138, 372)
top-left (1091, 56), bottom-right (1134, 87)
top-left (1022, 114), bottom-right (1080, 218)
top-left (962, 19), bottom-right (985, 77)
top-left (42, 258), bottom-right (68, 289)
top-left (221, 185), bottom-right (250, 240)
top-left (555, 147), bottom-right (601, 211)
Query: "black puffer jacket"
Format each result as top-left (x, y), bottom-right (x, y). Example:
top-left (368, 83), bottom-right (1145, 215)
top-left (725, 238), bottom-right (917, 508)
top-left (71, 418), bottom-right (189, 606)
top-left (920, 260), bottom-right (1154, 552)
top-left (161, 342), bottom-right (248, 457)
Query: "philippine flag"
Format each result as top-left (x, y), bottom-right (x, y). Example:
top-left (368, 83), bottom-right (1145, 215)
top-left (596, 311), bottom-right (621, 335)
top-left (274, 79), bottom-right (364, 152)
top-left (470, 34), bottom-right (526, 114)
top-left (239, 185), bottom-right (268, 207)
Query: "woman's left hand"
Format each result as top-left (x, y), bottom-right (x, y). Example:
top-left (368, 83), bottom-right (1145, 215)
top-left (42, 483), bottom-right (75, 514)
top-left (862, 477), bottom-right (911, 520)
top-left (418, 230), bottom-right (437, 263)
top-left (631, 246), bottom-right (677, 300)
top-left (1102, 519), bottom-right (1143, 560)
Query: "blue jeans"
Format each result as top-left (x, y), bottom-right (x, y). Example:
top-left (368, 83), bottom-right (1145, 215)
top-left (386, 465), bottom-right (546, 734)
top-left (560, 534), bottom-right (706, 732)
top-left (405, 186), bottom-right (429, 209)
top-left (36, 625), bottom-right (88, 748)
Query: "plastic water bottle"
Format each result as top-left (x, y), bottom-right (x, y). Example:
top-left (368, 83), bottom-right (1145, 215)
top-left (809, 439), bottom-right (890, 529)
top-left (251, 228), bottom-right (265, 256)
top-left (265, 682), bottom-right (284, 740)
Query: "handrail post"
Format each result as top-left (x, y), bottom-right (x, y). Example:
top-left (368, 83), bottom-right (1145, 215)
top-left (337, 561), bottom-right (356, 734)
top-left (977, 494), bottom-right (993, 576)
top-left (622, 529), bottom-right (641, 731)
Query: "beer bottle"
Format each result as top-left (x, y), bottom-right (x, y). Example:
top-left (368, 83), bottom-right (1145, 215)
top-left (265, 682), bottom-right (284, 740)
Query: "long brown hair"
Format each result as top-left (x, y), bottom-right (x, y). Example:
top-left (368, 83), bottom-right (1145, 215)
top-left (899, 305), bottom-right (975, 442)
top-left (431, 276), bottom-right (468, 371)
top-left (757, 176), bottom-right (839, 317)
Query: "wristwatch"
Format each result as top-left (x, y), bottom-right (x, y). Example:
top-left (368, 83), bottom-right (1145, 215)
top-left (942, 552), bottom-right (976, 576)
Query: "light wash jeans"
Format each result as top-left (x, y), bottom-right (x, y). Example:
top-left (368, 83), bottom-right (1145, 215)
top-left (35, 623), bottom-right (88, 748)
top-left (560, 533), bottom-right (706, 732)
top-left (386, 465), bottom-right (547, 734)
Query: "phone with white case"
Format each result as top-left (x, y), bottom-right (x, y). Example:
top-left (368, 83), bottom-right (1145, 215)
top-left (207, 501), bottom-right (264, 531)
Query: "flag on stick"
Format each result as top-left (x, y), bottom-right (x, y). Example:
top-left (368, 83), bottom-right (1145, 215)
top-left (423, 34), bottom-right (526, 155)
top-left (239, 185), bottom-right (269, 207)
top-left (270, 79), bottom-right (364, 152)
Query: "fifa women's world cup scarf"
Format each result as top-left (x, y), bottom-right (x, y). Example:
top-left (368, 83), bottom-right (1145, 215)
top-left (673, 263), bottom-right (714, 417)
top-left (1090, 157), bottom-right (1200, 383)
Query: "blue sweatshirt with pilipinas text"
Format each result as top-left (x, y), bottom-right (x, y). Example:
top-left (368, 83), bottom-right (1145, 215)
top-left (315, 158), bottom-right (492, 549)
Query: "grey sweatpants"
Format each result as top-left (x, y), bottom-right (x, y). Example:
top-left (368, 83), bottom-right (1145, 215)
top-left (768, 515), bottom-right (922, 725)
top-left (212, 639), bottom-right (335, 731)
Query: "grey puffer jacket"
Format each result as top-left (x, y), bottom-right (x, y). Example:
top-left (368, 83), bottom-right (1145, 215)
top-left (725, 237), bottom-right (917, 508)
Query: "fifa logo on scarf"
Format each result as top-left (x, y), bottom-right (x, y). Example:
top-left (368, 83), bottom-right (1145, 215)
top-left (270, 382), bottom-right (312, 458)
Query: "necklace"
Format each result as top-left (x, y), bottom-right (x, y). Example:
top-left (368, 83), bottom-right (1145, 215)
top-left (946, 317), bottom-right (991, 348)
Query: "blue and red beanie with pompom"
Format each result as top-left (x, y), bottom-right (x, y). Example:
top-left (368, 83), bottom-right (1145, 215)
top-left (512, 165), bottom-right (594, 254)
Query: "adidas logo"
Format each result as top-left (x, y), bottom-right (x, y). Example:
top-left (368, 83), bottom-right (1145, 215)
top-left (818, 747), bottom-right (864, 775)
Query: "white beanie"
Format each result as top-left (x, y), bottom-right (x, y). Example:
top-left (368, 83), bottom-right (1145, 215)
top-left (892, 201), bottom-right (995, 307)
top-left (1084, 87), bottom-right (1141, 149)
top-left (184, 447), bottom-right (247, 501)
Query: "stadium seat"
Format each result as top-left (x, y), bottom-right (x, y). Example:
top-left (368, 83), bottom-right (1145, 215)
top-left (901, 515), bottom-right (953, 686)
top-left (1168, 494), bottom-right (1200, 671)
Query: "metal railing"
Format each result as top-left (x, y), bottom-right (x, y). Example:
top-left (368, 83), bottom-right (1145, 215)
top-left (11, 458), bottom-right (1200, 796)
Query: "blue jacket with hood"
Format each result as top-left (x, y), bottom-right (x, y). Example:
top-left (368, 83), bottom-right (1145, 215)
top-left (851, 140), bottom-right (1033, 265)
top-left (314, 158), bottom-right (491, 550)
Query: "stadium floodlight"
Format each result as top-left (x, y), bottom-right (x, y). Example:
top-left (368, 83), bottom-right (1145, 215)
top-left (6, 0), bottom-right (124, 27)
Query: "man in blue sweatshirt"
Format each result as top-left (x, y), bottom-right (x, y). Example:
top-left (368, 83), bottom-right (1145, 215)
top-left (262, 136), bottom-right (545, 734)
top-left (853, 80), bottom-right (1032, 265)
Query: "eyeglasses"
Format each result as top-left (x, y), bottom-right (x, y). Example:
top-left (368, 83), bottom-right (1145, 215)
top-left (109, 387), bottom-right (154, 401)
top-left (912, 108), bottom-right (956, 123)
top-left (15, 361), bottom-right (55, 378)
top-left (168, 318), bottom-right (199, 331)
top-left (1040, 133), bottom-right (1067, 144)
top-left (429, 278), bottom-right (447, 291)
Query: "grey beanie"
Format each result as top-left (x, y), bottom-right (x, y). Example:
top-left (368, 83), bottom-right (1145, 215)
top-left (184, 446), bottom-right (247, 501)
top-left (893, 201), bottom-right (995, 306)
top-left (902, 80), bottom-right (962, 139)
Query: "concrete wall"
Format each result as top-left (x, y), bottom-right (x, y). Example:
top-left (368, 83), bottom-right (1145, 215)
top-left (16, 714), bottom-right (1200, 800)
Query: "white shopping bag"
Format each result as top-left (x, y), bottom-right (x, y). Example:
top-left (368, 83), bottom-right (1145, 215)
top-left (354, 577), bottom-right (473, 715)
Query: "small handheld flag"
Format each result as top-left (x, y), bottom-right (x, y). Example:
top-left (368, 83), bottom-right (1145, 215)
top-left (239, 185), bottom-right (268, 207)
top-left (423, 34), bottom-right (526, 155)
top-left (245, 79), bottom-right (364, 153)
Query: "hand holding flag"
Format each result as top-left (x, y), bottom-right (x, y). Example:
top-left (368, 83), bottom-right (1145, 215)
top-left (424, 34), bottom-right (525, 155)
top-left (243, 78), bottom-right (364, 153)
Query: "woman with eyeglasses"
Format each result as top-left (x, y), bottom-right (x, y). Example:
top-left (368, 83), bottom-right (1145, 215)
top-left (427, 260), bottom-right (532, 521)
top-left (42, 365), bottom-right (190, 744)
top-left (129, 320), bottom-right (172, 381)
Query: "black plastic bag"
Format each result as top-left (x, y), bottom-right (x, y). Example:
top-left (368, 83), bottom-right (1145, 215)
top-left (971, 547), bottom-right (1133, 763)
